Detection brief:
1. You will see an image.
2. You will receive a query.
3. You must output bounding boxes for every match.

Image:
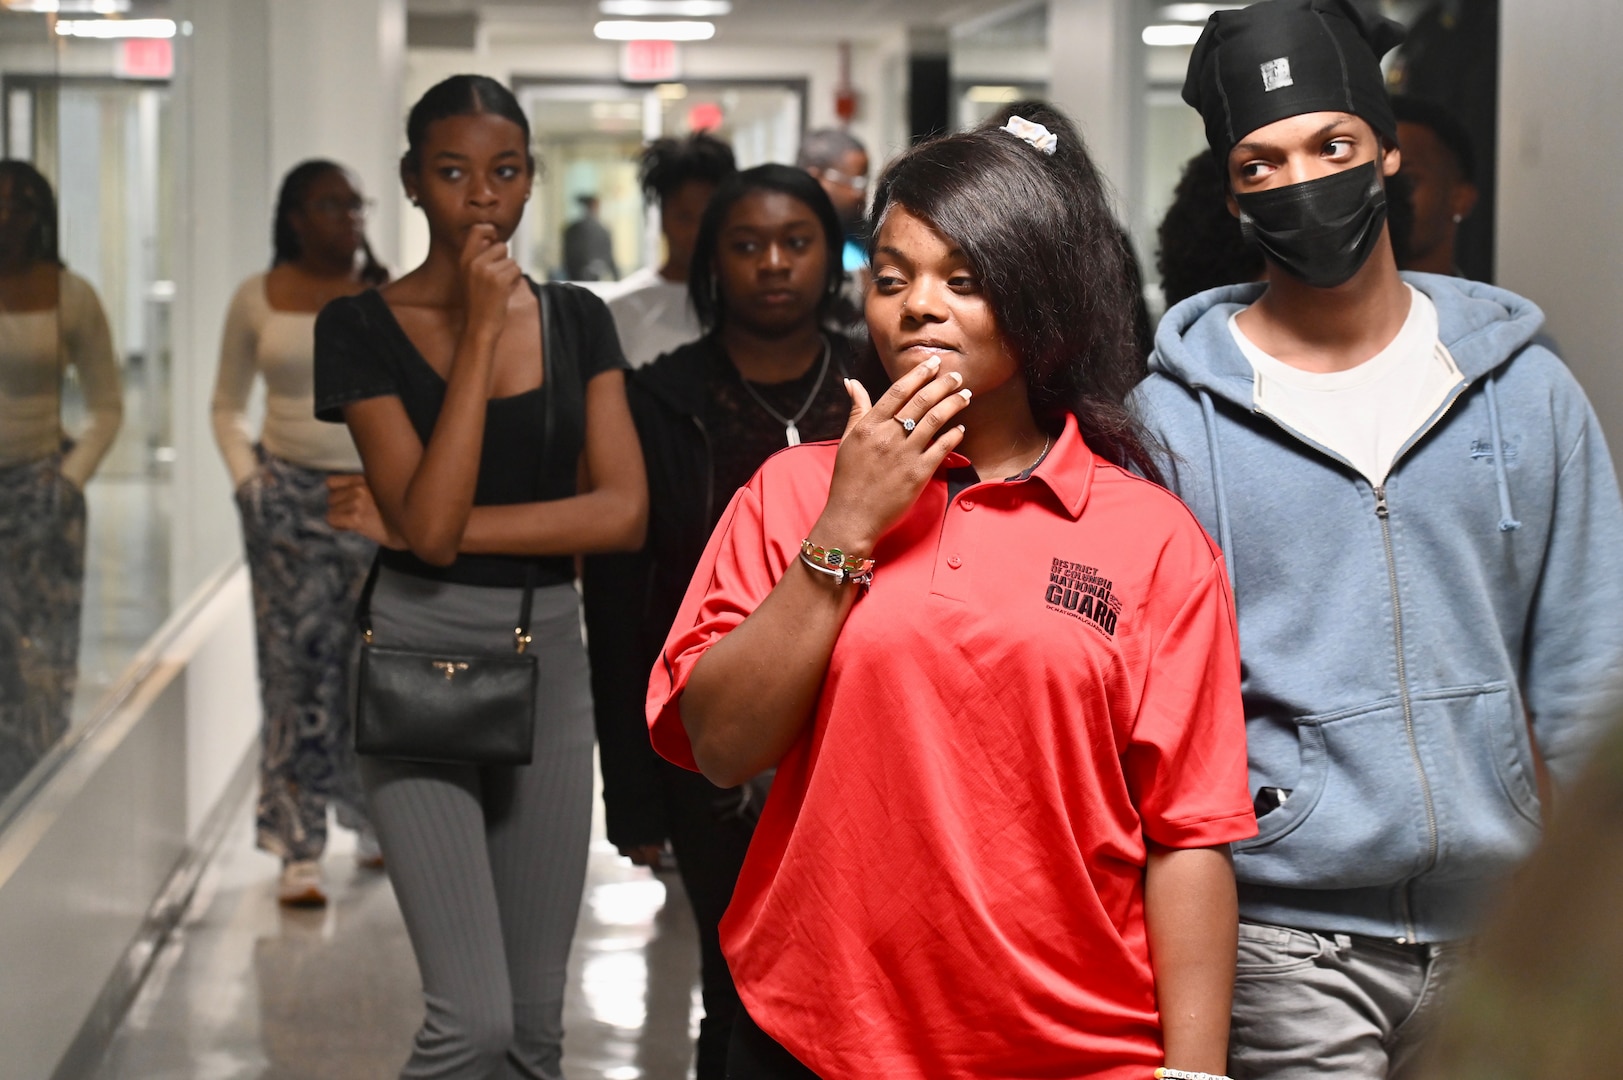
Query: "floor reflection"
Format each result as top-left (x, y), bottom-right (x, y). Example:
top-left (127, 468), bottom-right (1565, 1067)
top-left (91, 778), bottom-right (702, 1079)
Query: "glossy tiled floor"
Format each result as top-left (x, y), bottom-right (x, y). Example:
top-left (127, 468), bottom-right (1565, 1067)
top-left (89, 783), bottom-right (702, 1080)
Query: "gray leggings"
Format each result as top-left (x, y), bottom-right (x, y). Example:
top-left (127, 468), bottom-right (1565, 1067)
top-left (360, 569), bottom-right (595, 1080)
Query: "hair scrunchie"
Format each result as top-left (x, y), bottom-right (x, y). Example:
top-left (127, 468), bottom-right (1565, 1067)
top-left (1001, 115), bottom-right (1058, 156)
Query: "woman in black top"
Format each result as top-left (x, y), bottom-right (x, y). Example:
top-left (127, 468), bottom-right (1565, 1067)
top-left (313, 75), bottom-right (645, 1079)
top-left (583, 163), bottom-right (880, 1080)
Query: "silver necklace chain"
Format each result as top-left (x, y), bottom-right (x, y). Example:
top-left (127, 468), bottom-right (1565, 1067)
top-left (736, 336), bottom-right (832, 447)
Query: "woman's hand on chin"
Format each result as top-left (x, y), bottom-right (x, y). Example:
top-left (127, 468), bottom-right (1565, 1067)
top-left (812, 353), bottom-right (971, 555)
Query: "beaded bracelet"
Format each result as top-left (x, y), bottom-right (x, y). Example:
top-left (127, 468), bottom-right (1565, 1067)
top-left (799, 539), bottom-right (875, 588)
top-left (1155, 1069), bottom-right (1234, 1080)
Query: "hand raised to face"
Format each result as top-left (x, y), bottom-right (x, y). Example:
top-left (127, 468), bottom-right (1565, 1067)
top-left (810, 353), bottom-right (973, 557)
top-left (459, 223), bottom-right (523, 344)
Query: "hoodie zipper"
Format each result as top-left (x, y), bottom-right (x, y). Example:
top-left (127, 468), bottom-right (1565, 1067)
top-left (1373, 485), bottom-right (1437, 944)
top-left (1373, 376), bottom-right (1471, 940)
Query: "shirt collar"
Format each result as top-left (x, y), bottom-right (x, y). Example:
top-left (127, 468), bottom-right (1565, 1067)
top-left (939, 412), bottom-right (1095, 521)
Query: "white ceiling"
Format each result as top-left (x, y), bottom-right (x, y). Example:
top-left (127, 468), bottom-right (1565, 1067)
top-left (406, 0), bottom-right (1038, 43)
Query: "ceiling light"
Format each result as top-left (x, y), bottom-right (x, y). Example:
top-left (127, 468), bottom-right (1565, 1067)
top-left (967, 85), bottom-right (1022, 104)
top-left (1142, 23), bottom-right (1204, 46)
top-left (594, 20), bottom-right (715, 41)
top-left (1156, 3), bottom-right (1244, 21)
top-left (599, 1), bottom-right (731, 15)
top-left (3, 0), bottom-right (130, 10)
top-left (55, 18), bottom-right (176, 37)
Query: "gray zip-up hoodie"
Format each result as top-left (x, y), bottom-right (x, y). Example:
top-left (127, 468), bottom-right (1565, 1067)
top-left (1131, 272), bottom-right (1623, 942)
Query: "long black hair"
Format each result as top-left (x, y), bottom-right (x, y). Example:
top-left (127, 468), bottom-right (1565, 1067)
top-left (687, 163), bottom-right (845, 333)
top-left (1156, 149), bottom-right (1263, 308)
top-left (639, 132), bottom-right (736, 205)
top-left (0, 160), bottom-right (62, 266)
top-left (868, 101), bottom-right (1164, 484)
top-left (403, 74), bottom-right (534, 177)
top-left (271, 159), bottom-right (388, 285)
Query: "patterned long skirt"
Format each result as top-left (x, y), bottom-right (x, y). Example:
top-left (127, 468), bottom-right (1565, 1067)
top-left (0, 453), bottom-right (84, 801)
top-left (237, 449), bottom-right (375, 862)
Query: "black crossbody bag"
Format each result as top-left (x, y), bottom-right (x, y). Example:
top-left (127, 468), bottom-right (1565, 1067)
top-left (352, 285), bottom-right (568, 766)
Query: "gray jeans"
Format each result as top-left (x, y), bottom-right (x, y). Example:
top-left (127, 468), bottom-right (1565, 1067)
top-left (1229, 920), bottom-right (1472, 1080)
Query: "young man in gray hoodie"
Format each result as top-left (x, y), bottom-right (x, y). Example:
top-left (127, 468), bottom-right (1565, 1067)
top-left (1131, 1), bottom-right (1623, 1077)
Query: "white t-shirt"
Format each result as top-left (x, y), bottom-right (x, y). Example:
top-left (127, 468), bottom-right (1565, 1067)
top-left (600, 265), bottom-right (700, 369)
top-left (1231, 285), bottom-right (1463, 487)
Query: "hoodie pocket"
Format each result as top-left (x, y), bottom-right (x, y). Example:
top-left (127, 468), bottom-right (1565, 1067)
top-left (1235, 696), bottom-right (1434, 889)
top-left (1415, 682), bottom-right (1543, 867)
top-left (1235, 683), bottom-right (1542, 890)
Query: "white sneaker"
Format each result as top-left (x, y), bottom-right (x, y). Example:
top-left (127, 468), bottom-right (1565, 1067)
top-left (354, 827), bottom-right (384, 870)
top-left (277, 859), bottom-right (327, 907)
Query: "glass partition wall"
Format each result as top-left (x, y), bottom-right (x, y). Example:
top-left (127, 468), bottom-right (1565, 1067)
top-left (0, 5), bottom-right (175, 810)
top-left (516, 78), bottom-right (806, 283)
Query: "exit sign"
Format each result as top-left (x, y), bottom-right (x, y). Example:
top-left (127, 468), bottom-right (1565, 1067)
top-left (621, 40), bottom-right (680, 83)
top-left (119, 38), bottom-right (173, 80)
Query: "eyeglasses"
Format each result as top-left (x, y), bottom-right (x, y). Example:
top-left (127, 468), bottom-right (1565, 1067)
top-left (309, 196), bottom-right (374, 218)
top-left (817, 167), bottom-right (868, 194)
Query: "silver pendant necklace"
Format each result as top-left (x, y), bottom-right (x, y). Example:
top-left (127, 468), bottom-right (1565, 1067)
top-left (736, 337), bottom-right (831, 447)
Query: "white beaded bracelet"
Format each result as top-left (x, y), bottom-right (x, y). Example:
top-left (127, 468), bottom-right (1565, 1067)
top-left (1155, 1069), bottom-right (1234, 1080)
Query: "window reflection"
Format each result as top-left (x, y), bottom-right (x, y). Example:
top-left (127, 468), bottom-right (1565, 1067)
top-left (0, 9), bottom-right (174, 808)
top-left (0, 160), bottom-right (121, 797)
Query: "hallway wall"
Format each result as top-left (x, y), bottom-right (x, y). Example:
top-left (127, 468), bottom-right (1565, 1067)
top-left (399, 32), bottom-right (909, 271)
top-left (1498, 0), bottom-right (1623, 472)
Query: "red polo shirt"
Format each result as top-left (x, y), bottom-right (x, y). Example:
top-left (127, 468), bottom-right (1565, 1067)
top-left (648, 414), bottom-right (1255, 1079)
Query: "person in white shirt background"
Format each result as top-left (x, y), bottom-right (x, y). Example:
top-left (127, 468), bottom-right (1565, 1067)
top-left (0, 159), bottom-right (123, 802)
top-left (211, 159), bottom-right (389, 907)
top-left (601, 132), bottom-right (737, 369)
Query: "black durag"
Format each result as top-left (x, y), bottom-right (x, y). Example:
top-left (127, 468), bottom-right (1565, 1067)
top-left (1182, 0), bottom-right (1406, 164)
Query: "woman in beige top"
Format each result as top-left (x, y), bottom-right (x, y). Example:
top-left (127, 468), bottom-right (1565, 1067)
top-left (211, 159), bottom-right (388, 906)
top-left (0, 160), bottom-right (123, 803)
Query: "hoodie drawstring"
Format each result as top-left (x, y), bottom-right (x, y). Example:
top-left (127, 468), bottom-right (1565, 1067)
top-left (1483, 375), bottom-right (1522, 532)
top-left (1199, 390), bottom-right (1238, 584)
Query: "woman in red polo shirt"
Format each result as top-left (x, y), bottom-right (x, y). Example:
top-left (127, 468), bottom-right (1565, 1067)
top-left (648, 103), bottom-right (1256, 1080)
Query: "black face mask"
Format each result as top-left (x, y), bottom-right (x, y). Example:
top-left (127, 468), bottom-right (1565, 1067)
top-left (1235, 161), bottom-right (1388, 289)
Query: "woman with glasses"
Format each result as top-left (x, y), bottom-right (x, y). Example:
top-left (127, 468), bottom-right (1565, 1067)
top-left (796, 129), bottom-right (870, 333)
top-left (211, 159), bottom-right (389, 906)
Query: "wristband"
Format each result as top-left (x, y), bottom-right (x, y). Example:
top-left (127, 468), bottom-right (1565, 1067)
top-left (1155, 1069), bottom-right (1234, 1080)
top-left (799, 539), bottom-right (875, 587)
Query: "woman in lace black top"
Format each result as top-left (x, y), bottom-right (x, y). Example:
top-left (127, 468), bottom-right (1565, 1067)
top-left (313, 75), bottom-right (645, 1080)
top-left (583, 162), bottom-right (881, 1080)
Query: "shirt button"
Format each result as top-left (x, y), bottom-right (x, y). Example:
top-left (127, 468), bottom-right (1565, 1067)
top-left (959, 499), bottom-right (975, 511)
top-left (947, 554), bottom-right (963, 569)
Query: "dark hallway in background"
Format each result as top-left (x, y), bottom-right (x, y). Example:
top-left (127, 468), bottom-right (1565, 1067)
top-left (1390, 0), bottom-right (1500, 283)
top-left (908, 27), bottom-right (951, 144)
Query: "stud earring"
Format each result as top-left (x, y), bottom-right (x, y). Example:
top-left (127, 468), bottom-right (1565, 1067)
top-left (1451, 213), bottom-right (1464, 224)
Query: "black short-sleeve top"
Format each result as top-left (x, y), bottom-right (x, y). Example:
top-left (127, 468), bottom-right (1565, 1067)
top-left (313, 279), bottom-right (627, 588)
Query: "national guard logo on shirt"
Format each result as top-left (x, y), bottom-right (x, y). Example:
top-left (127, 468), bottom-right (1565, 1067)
top-left (1045, 558), bottom-right (1122, 636)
